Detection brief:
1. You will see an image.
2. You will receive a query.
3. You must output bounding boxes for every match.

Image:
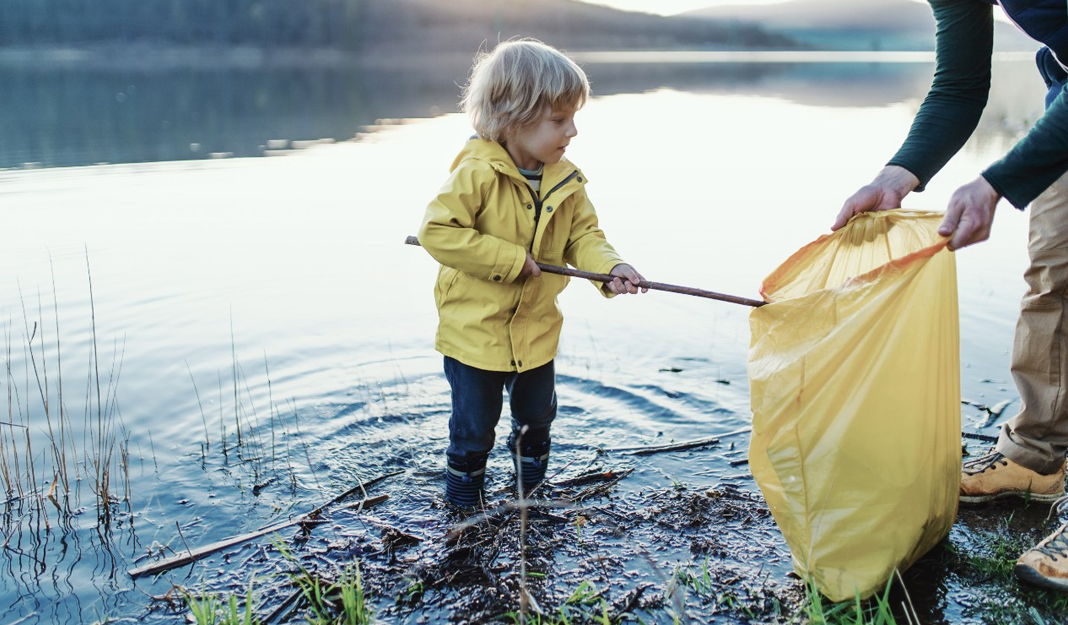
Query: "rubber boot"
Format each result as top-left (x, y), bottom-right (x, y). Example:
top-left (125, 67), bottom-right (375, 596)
top-left (444, 455), bottom-right (487, 508)
top-left (508, 429), bottom-right (550, 493)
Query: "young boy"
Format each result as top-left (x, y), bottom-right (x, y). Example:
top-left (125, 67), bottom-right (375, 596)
top-left (418, 39), bottom-right (645, 508)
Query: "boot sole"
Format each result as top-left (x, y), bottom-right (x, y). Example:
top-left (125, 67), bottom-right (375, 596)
top-left (1016, 563), bottom-right (1068, 591)
top-left (960, 489), bottom-right (1066, 504)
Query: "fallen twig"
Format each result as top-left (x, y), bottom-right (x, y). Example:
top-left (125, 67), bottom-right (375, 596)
top-left (568, 475), bottom-right (629, 503)
top-left (262, 587), bottom-right (304, 625)
top-left (613, 583), bottom-right (654, 622)
top-left (604, 426), bottom-right (751, 455)
top-left (556, 468), bottom-right (633, 488)
top-left (447, 500), bottom-right (581, 540)
top-left (340, 493), bottom-right (389, 512)
top-left (962, 431), bottom-right (998, 444)
top-left (128, 470), bottom-right (402, 579)
top-left (611, 436), bottom-right (719, 456)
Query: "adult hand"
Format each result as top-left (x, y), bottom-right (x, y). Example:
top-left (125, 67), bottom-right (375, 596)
top-left (608, 263), bottom-right (647, 295)
top-left (832, 165), bottom-right (921, 231)
top-left (518, 253), bottom-right (541, 280)
top-left (938, 176), bottom-right (1000, 251)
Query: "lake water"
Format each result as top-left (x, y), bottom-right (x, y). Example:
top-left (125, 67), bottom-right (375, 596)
top-left (0, 54), bottom-right (1050, 623)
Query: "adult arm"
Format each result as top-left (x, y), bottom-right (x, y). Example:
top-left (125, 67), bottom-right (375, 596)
top-left (833, 0), bottom-right (992, 230)
top-left (887, 0), bottom-right (993, 189)
top-left (983, 81), bottom-right (1068, 208)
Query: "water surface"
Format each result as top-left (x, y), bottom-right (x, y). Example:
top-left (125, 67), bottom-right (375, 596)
top-left (0, 56), bottom-right (1051, 623)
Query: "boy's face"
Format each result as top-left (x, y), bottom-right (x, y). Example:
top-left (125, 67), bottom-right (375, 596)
top-left (505, 105), bottom-right (579, 171)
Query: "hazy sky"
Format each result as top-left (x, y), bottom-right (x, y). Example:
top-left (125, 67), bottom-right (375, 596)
top-left (581, 0), bottom-right (925, 17)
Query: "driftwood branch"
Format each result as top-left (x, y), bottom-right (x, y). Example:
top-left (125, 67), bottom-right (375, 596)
top-left (603, 426), bottom-right (751, 455)
top-left (128, 471), bottom-right (401, 579)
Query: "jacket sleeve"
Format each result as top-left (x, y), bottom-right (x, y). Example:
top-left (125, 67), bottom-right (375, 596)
top-left (563, 187), bottom-right (625, 297)
top-left (887, 0), bottom-right (992, 191)
top-left (983, 81), bottom-right (1068, 208)
top-left (418, 160), bottom-right (527, 284)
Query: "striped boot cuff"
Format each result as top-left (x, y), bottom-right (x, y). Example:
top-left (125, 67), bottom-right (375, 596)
top-left (445, 463), bottom-right (485, 508)
top-left (510, 448), bottom-right (550, 488)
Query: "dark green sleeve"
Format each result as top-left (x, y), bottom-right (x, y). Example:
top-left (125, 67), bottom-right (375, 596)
top-left (983, 84), bottom-right (1068, 208)
top-left (887, 0), bottom-right (992, 192)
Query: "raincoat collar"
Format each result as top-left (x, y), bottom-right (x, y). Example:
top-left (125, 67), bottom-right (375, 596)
top-left (451, 138), bottom-right (585, 199)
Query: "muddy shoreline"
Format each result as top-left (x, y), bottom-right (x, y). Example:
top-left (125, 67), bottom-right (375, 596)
top-left (148, 439), bottom-right (1068, 624)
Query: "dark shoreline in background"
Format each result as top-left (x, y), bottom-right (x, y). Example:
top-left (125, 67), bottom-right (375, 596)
top-left (0, 44), bottom-right (480, 70)
top-left (0, 43), bottom-right (827, 71)
top-left (0, 0), bottom-right (799, 58)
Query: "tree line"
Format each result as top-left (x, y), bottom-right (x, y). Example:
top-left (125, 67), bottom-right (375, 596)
top-left (0, 0), bottom-right (364, 48)
top-left (0, 0), bottom-right (798, 51)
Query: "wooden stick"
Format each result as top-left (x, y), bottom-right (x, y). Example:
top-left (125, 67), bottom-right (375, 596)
top-left (405, 236), bottom-right (765, 308)
top-left (127, 494), bottom-right (388, 579)
top-left (127, 471), bottom-right (401, 579)
top-left (604, 426), bottom-right (752, 454)
top-left (555, 468), bottom-right (633, 488)
top-left (961, 431), bottom-right (998, 444)
top-left (618, 436), bottom-right (719, 455)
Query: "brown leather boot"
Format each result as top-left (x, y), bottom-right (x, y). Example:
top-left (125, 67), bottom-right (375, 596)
top-left (960, 450), bottom-right (1066, 504)
top-left (1016, 498), bottom-right (1068, 591)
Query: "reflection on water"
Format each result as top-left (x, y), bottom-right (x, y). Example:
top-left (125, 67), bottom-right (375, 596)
top-left (0, 58), bottom-right (1053, 623)
top-left (0, 54), bottom-right (1044, 170)
top-left (0, 62), bottom-right (467, 169)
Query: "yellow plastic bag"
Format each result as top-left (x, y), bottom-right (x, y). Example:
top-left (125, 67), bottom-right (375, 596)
top-left (748, 210), bottom-right (960, 601)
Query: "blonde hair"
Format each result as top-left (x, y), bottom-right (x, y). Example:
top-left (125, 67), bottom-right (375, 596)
top-left (461, 39), bottom-right (590, 142)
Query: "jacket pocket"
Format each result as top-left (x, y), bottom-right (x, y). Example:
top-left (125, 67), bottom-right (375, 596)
top-left (434, 266), bottom-right (462, 308)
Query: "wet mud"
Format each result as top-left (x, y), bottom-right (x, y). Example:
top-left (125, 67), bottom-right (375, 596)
top-left (163, 467), bottom-right (801, 624)
top-left (145, 433), bottom-right (1068, 625)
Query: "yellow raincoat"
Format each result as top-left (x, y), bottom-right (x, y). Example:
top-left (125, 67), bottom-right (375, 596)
top-left (419, 138), bottom-right (624, 372)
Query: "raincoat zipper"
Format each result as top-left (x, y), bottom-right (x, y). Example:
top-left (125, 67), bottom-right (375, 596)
top-left (527, 170), bottom-right (579, 252)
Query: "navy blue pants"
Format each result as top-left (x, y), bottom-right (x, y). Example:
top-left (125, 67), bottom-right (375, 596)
top-left (443, 356), bottom-right (557, 463)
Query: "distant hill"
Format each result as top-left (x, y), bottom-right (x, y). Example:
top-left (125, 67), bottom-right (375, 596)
top-left (0, 0), bottom-right (801, 54)
top-left (359, 0), bottom-right (802, 53)
top-left (685, 0), bottom-right (1039, 51)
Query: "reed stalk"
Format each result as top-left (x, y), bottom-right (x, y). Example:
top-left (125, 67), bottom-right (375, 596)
top-left (0, 252), bottom-right (133, 543)
top-left (218, 372), bottom-right (227, 455)
top-left (50, 259), bottom-right (72, 497)
top-left (81, 253), bottom-right (131, 522)
top-left (516, 425), bottom-right (531, 621)
top-left (2, 323), bottom-right (16, 498)
top-left (8, 345), bottom-right (26, 502)
top-left (187, 362), bottom-right (210, 448)
top-left (231, 317), bottom-right (242, 449)
top-left (237, 359), bottom-right (266, 481)
top-left (264, 352), bottom-right (276, 473)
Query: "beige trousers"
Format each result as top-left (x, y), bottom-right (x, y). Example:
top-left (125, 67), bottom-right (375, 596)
top-left (998, 171), bottom-right (1068, 474)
